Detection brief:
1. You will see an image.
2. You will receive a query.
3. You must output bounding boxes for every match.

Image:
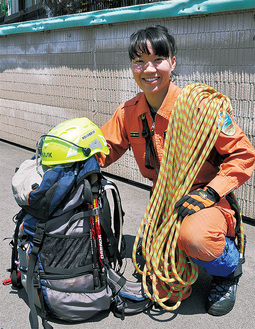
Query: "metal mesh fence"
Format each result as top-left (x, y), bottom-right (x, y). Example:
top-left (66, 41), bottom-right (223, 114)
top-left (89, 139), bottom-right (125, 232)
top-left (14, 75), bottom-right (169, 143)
top-left (46, 0), bottom-right (165, 17)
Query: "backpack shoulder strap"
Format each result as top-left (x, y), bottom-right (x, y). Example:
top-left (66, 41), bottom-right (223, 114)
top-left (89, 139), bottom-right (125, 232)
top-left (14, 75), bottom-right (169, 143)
top-left (102, 179), bottom-right (124, 240)
top-left (100, 178), bottom-right (125, 271)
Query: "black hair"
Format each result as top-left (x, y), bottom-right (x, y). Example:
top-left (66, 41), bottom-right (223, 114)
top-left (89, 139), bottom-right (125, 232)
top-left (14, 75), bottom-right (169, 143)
top-left (128, 25), bottom-right (177, 61)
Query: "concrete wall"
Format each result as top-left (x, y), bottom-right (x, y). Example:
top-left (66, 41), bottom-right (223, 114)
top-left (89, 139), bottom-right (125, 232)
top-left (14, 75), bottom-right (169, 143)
top-left (0, 9), bottom-right (254, 218)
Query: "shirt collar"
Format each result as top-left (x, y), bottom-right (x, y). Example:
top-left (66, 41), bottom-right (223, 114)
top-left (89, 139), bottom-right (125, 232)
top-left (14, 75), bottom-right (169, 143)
top-left (136, 82), bottom-right (181, 119)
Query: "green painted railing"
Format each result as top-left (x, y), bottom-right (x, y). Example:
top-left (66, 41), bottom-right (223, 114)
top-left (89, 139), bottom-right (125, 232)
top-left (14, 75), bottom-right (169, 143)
top-left (0, 0), bottom-right (254, 35)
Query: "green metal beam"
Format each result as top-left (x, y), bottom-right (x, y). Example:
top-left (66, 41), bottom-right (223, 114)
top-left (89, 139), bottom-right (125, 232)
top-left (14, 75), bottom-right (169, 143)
top-left (0, 0), bottom-right (254, 36)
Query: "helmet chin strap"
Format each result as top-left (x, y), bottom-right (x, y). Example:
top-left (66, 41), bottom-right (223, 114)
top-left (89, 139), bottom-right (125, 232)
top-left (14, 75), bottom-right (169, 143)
top-left (39, 134), bottom-right (91, 161)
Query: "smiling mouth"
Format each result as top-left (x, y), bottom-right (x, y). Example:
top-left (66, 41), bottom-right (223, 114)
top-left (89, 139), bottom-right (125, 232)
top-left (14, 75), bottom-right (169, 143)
top-left (143, 77), bottom-right (159, 82)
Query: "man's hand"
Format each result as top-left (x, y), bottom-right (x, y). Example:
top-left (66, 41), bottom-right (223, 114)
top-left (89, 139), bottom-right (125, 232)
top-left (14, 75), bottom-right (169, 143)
top-left (175, 187), bottom-right (220, 217)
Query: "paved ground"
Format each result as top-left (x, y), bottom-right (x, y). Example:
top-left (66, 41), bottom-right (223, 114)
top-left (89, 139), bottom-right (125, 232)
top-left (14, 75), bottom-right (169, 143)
top-left (1, 139), bottom-right (255, 329)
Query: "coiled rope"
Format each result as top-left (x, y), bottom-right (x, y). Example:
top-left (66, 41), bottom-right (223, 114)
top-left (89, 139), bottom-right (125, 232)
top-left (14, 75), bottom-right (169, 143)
top-left (132, 83), bottom-right (244, 310)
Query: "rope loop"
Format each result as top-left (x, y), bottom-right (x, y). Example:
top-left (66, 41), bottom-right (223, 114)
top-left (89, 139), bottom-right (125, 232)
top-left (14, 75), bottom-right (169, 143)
top-left (132, 83), bottom-right (237, 310)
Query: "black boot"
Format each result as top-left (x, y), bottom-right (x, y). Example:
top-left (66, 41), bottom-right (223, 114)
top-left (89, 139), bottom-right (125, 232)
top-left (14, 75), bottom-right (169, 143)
top-left (206, 257), bottom-right (243, 316)
top-left (206, 275), bottom-right (239, 316)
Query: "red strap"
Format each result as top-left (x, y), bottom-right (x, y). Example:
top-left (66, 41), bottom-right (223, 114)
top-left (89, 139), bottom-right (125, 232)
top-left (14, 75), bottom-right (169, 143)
top-left (2, 277), bottom-right (12, 285)
top-left (2, 271), bottom-right (21, 286)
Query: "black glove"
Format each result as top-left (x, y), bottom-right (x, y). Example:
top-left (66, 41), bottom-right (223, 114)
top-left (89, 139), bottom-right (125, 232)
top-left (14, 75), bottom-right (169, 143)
top-left (175, 187), bottom-right (220, 217)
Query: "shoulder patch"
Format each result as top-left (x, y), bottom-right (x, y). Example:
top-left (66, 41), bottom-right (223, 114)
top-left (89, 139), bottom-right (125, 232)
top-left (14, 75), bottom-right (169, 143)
top-left (221, 112), bottom-right (236, 136)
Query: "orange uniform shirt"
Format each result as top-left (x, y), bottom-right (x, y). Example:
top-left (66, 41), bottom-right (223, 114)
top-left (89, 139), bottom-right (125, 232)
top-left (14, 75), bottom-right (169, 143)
top-left (100, 82), bottom-right (255, 197)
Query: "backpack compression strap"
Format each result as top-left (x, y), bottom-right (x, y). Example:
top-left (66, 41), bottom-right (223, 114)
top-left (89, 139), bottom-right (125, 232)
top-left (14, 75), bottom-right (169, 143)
top-left (10, 210), bottom-right (26, 288)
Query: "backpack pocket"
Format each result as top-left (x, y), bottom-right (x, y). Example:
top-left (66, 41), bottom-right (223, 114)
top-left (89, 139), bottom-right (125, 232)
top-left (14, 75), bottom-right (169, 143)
top-left (39, 233), bottom-right (92, 273)
top-left (37, 230), bottom-right (112, 321)
top-left (40, 274), bottom-right (112, 321)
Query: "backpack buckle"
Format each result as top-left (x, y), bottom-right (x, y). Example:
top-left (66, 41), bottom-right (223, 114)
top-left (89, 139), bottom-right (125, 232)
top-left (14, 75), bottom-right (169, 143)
top-left (33, 272), bottom-right (41, 289)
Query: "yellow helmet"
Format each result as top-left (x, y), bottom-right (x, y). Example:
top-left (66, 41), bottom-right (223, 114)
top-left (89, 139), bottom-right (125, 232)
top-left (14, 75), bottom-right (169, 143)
top-left (38, 117), bottom-right (109, 166)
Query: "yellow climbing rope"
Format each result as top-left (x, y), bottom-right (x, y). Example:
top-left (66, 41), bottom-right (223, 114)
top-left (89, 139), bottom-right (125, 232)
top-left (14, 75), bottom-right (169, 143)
top-left (132, 83), bottom-right (244, 310)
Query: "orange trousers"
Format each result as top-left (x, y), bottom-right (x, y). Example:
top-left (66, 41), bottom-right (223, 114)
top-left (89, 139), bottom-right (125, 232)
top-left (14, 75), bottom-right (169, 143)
top-left (177, 198), bottom-right (236, 261)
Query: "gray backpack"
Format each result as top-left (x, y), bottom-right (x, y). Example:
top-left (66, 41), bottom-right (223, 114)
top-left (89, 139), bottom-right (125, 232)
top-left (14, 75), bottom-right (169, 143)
top-left (9, 156), bottom-right (152, 329)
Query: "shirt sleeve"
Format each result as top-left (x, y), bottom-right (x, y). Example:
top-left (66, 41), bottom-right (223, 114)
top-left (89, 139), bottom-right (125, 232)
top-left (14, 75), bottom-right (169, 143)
top-left (207, 121), bottom-right (255, 197)
top-left (99, 105), bottom-right (130, 168)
